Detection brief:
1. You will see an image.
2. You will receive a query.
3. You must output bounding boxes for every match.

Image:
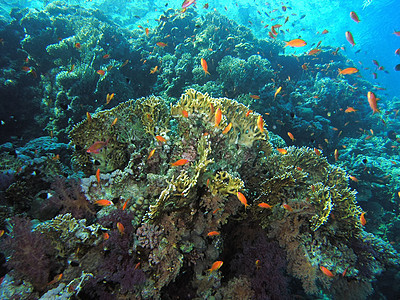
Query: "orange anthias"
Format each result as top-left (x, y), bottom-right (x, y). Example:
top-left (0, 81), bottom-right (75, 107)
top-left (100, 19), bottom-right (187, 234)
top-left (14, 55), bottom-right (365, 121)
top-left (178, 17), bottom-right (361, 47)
top-left (367, 91), bottom-right (380, 114)
top-left (207, 231), bottom-right (220, 236)
top-left (117, 222), bottom-right (125, 235)
top-left (201, 58), bottom-right (210, 75)
top-left (95, 199), bottom-right (113, 206)
top-left (257, 115), bottom-right (264, 132)
top-left (215, 108), bottom-right (222, 127)
top-left (171, 158), bottom-right (189, 166)
top-left (208, 261), bottom-right (223, 273)
top-left (237, 192), bottom-right (249, 208)
top-left (284, 39), bottom-right (307, 47)
top-left (320, 266), bottom-right (334, 277)
top-left (360, 212), bottom-right (367, 226)
top-left (258, 202), bottom-right (272, 209)
top-left (338, 67), bottom-right (359, 75)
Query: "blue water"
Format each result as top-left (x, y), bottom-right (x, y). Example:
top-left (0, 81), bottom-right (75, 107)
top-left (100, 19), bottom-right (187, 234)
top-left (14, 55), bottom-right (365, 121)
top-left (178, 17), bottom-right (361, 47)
top-left (1, 0), bottom-right (400, 299)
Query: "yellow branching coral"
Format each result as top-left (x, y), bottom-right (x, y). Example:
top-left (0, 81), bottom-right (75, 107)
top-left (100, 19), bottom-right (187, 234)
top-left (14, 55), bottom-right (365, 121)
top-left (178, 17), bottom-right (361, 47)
top-left (134, 95), bottom-right (169, 136)
top-left (209, 171), bottom-right (244, 196)
top-left (309, 183), bottom-right (333, 231)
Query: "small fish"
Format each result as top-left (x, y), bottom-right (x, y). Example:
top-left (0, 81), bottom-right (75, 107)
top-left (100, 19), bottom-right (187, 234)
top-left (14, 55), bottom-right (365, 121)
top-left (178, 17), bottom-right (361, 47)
top-left (360, 212), bottom-right (366, 226)
top-left (182, 110), bottom-right (189, 118)
top-left (103, 54), bottom-right (110, 59)
top-left (201, 58), bottom-right (210, 75)
top-left (276, 148), bottom-right (288, 154)
top-left (87, 139), bottom-right (109, 154)
top-left (106, 93), bottom-right (114, 104)
top-left (215, 108), bottom-right (222, 127)
top-left (121, 59), bottom-right (129, 67)
top-left (250, 94), bottom-right (260, 99)
top-left (75, 42), bottom-right (81, 49)
top-left (257, 115), bottom-right (264, 132)
top-left (171, 158), bottom-right (189, 166)
top-left (207, 231), bottom-right (220, 236)
top-left (308, 48), bottom-right (321, 56)
top-left (345, 107), bottom-right (357, 113)
top-left (117, 222), bottom-right (125, 235)
top-left (345, 31), bottom-right (355, 46)
top-left (395, 48), bottom-right (400, 56)
top-left (237, 192), bottom-right (249, 208)
top-left (95, 199), bottom-right (113, 206)
top-left (338, 67), bottom-right (359, 75)
top-left (321, 29), bottom-right (329, 34)
top-left (334, 149), bottom-right (339, 161)
top-left (145, 28), bottom-right (149, 36)
top-left (155, 135), bottom-right (167, 143)
top-left (342, 267), bottom-right (348, 277)
top-left (150, 66), bottom-right (159, 74)
top-left (350, 11), bottom-right (360, 23)
top-left (255, 259), bottom-right (261, 269)
top-left (48, 273), bottom-right (63, 285)
top-left (110, 118), bottom-right (118, 126)
top-left (97, 70), bottom-right (106, 76)
top-left (0, 230), bottom-right (4, 237)
top-left (287, 132), bottom-right (295, 141)
top-left (246, 110), bottom-right (253, 117)
top-left (96, 168), bottom-right (100, 184)
top-left (395, 64), bottom-right (400, 71)
top-left (258, 202), bottom-right (272, 209)
top-left (282, 203), bottom-right (293, 212)
top-left (314, 148), bottom-right (321, 156)
top-left (103, 232), bottom-right (109, 240)
top-left (284, 39), bottom-right (307, 47)
top-left (120, 198), bottom-right (129, 211)
top-left (393, 30), bottom-right (400, 36)
top-left (208, 260), bottom-right (223, 273)
top-left (274, 86), bottom-right (282, 99)
top-left (156, 42), bottom-right (167, 47)
top-left (349, 175), bottom-right (358, 182)
top-left (203, 3), bottom-right (209, 9)
top-left (320, 266), bottom-right (334, 277)
top-left (367, 91), bottom-right (380, 114)
top-left (222, 122), bottom-right (233, 134)
top-left (147, 148), bottom-right (156, 160)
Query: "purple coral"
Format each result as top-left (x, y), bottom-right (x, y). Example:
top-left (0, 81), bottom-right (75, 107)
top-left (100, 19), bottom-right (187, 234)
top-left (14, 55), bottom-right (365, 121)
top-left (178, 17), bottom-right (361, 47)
top-left (4, 216), bottom-right (57, 290)
top-left (97, 210), bottom-right (146, 293)
top-left (230, 231), bottom-right (291, 300)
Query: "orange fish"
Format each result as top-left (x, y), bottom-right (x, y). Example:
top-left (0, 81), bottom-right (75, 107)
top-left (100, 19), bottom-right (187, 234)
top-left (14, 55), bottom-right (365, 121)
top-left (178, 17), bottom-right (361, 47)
top-left (314, 148), bottom-right (321, 156)
top-left (274, 86), bottom-right (282, 99)
top-left (258, 202), bottom-right (272, 209)
top-left (320, 266), bottom-right (334, 277)
top-left (350, 11), bottom-right (360, 23)
top-left (345, 31), bottom-right (355, 46)
top-left (117, 222), bottom-right (124, 235)
top-left (75, 42), bottom-right (81, 49)
top-left (171, 159), bottom-right (189, 166)
top-left (145, 28), bottom-right (149, 36)
top-left (87, 140), bottom-right (109, 154)
top-left (96, 168), bottom-right (100, 184)
top-left (345, 107), bottom-right (357, 113)
top-left (284, 39), bottom-right (306, 47)
top-left (155, 135), bottom-right (167, 143)
top-left (156, 42), bottom-right (167, 47)
top-left (308, 48), bottom-right (321, 56)
top-left (97, 70), bottom-right (106, 76)
top-left (208, 261), bottom-right (223, 273)
top-left (237, 192), bottom-right (249, 208)
top-left (367, 91), bottom-right (380, 114)
top-left (215, 108), bottom-right (222, 127)
top-left (122, 198), bottom-right (129, 210)
top-left (95, 199), bottom-right (113, 206)
top-left (334, 149), bottom-right (339, 161)
top-left (393, 31), bottom-right (400, 36)
top-left (103, 232), bottom-right (109, 240)
top-left (282, 203), bottom-right (293, 212)
top-left (257, 115), bottom-right (264, 132)
top-left (338, 67), bottom-right (359, 75)
top-left (121, 59), bottom-right (129, 67)
top-left (321, 29), bottom-right (329, 34)
top-left (111, 118), bottom-right (118, 126)
top-left (207, 231), bottom-right (220, 236)
top-left (349, 175), bottom-right (358, 182)
top-left (106, 93), bottom-right (115, 104)
top-left (287, 132), bottom-right (295, 141)
top-left (360, 212), bottom-right (366, 226)
top-left (250, 94), bottom-right (260, 99)
top-left (342, 267), bottom-right (348, 277)
top-left (222, 122), bottom-right (233, 134)
top-left (182, 110), bottom-right (189, 118)
top-left (276, 148), bottom-right (287, 154)
top-left (201, 58), bottom-right (210, 75)
top-left (147, 148), bottom-right (156, 160)
top-left (246, 110), bottom-right (253, 117)
top-left (48, 273), bottom-right (63, 285)
top-left (103, 54), bottom-right (110, 59)
top-left (150, 66), bottom-right (159, 74)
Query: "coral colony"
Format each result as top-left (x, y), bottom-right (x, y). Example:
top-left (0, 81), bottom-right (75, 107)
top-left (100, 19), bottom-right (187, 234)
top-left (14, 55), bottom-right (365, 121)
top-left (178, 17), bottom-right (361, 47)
top-left (0, 2), bottom-right (399, 299)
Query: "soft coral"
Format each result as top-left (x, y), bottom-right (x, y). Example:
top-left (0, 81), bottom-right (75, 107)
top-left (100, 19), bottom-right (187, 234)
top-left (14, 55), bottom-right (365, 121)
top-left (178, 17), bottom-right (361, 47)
top-left (4, 216), bottom-right (57, 290)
